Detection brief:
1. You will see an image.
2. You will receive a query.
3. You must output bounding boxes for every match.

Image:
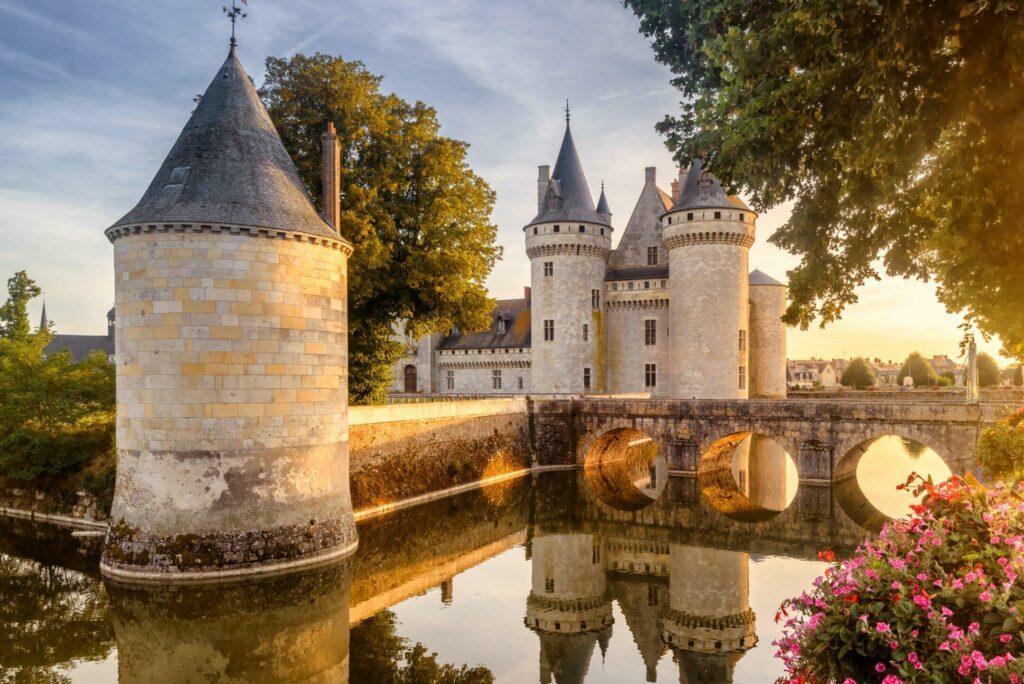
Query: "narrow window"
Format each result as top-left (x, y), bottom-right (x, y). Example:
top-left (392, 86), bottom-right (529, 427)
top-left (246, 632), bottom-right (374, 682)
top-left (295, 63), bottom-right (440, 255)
top-left (497, 317), bottom-right (508, 333)
top-left (533, 227), bottom-right (538, 235)
top-left (648, 585), bottom-right (659, 606)
top-left (543, 261), bottom-right (553, 277)
top-left (600, 228), bottom-right (604, 236)
top-left (592, 544), bottom-right (600, 564)
top-left (517, 376), bottom-right (524, 390)
top-left (553, 225), bottom-right (560, 233)
top-left (591, 289), bottom-right (600, 309)
top-left (739, 213), bottom-right (744, 222)
top-left (687, 212), bottom-right (694, 221)
top-left (739, 366), bottom-right (747, 390)
top-left (644, 281), bottom-right (650, 289)
top-left (668, 216), bottom-right (673, 225)
top-left (645, 363), bottom-right (657, 388)
top-left (580, 621), bottom-right (587, 630)
top-left (612, 283), bottom-right (618, 291)
top-left (544, 320), bottom-right (554, 341)
top-left (545, 578), bottom-right (554, 593)
top-left (738, 329), bottom-right (747, 352)
top-left (644, 319), bottom-right (656, 346)
top-left (583, 367), bottom-right (591, 391)
top-left (628, 282), bottom-right (634, 290)
top-left (579, 225), bottom-right (585, 233)
top-left (582, 323), bottom-right (589, 341)
top-left (661, 280), bottom-right (666, 288)
top-left (446, 370), bottom-right (454, 390)
top-left (492, 369), bottom-right (502, 390)
top-left (647, 246), bottom-right (658, 265)
top-left (714, 211), bottom-right (722, 219)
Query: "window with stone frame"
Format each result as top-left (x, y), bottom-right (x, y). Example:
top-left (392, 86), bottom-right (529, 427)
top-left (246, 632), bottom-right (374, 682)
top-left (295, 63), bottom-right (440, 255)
top-left (543, 261), bottom-right (553, 277)
top-left (582, 323), bottom-right (588, 341)
top-left (583, 367), bottom-right (591, 391)
top-left (492, 369), bottom-right (502, 390)
top-left (517, 376), bottom-right (524, 390)
top-left (739, 329), bottom-right (747, 351)
top-left (543, 320), bottom-right (554, 341)
top-left (446, 369), bottom-right (454, 391)
top-left (545, 578), bottom-right (555, 593)
top-left (591, 289), bottom-right (600, 309)
top-left (645, 363), bottom-right (657, 388)
top-left (739, 366), bottom-right (747, 390)
top-left (647, 246), bottom-right (658, 265)
top-left (644, 319), bottom-right (656, 346)
top-left (497, 317), bottom-right (508, 333)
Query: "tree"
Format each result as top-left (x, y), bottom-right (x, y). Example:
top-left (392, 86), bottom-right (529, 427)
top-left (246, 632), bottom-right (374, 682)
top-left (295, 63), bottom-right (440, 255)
top-left (840, 357), bottom-right (875, 388)
top-left (896, 352), bottom-right (937, 387)
top-left (624, 1), bottom-right (1024, 360)
top-left (977, 352), bottom-right (1001, 388)
top-left (260, 54), bottom-right (501, 404)
top-left (1015, 365), bottom-right (1023, 387)
top-left (940, 370), bottom-right (957, 385)
top-left (0, 272), bottom-right (42, 342)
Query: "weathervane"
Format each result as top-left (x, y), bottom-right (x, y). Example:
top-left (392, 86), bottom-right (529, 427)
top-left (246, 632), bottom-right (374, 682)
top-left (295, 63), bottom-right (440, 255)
top-left (223, 0), bottom-right (248, 49)
top-left (565, 99), bottom-right (571, 125)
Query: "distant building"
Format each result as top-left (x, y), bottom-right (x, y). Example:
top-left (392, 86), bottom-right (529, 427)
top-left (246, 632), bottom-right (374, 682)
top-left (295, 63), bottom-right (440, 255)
top-left (40, 304), bottom-right (115, 362)
top-left (786, 359), bottom-right (839, 388)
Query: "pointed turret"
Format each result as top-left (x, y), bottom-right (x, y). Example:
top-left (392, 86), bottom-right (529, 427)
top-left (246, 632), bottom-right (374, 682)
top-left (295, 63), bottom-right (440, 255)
top-left (666, 158), bottom-right (750, 214)
top-left (596, 182), bottom-right (611, 223)
top-left (108, 48), bottom-right (335, 239)
top-left (528, 121), bottom-right (608, 227)
top-left (38, 302), bottom-right (48, 332)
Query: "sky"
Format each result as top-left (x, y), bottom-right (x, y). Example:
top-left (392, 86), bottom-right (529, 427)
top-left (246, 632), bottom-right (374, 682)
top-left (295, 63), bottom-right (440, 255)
top-left (0, 0), bottom-right (1007, 365)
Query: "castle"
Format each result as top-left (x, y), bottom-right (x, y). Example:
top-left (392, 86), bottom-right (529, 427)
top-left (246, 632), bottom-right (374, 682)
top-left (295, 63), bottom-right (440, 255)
top-left (393, 119), bottom-right (788, 399)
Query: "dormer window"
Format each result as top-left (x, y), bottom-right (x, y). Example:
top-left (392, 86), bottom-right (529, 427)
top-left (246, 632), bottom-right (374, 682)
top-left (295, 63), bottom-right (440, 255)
top-left (546, 189), bottom-right (559, 211)
top-left (167, 166), bottom-right (190, 186)
top-left (698, 174), bottom-right (712, 197)
top-left (496, 317), bottom-right (508, 334)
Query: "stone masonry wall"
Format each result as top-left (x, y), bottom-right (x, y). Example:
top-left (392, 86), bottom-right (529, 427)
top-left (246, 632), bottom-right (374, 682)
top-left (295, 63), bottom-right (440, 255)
top-left (748, 284), bottom-right (787, 398)
top-left (605, 299), bottom-right (669, 396)
top-left (436, 349), bottom-right (531, 394)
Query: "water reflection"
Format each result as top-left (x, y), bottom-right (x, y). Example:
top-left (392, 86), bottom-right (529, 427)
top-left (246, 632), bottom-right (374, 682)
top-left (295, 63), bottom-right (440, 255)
top-left (584, 429), bottom-right (667, 511)
top-left (699, 433), bottom-right (797, 522)
top-left (835, 435), bottom-right (953, 530)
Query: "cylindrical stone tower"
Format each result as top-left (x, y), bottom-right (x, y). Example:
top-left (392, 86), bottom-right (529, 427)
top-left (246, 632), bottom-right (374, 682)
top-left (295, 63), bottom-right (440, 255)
top-left (101, 46), bottom-right (357, 580)
top-left (661, 160), bottom-right (756, 399)
top-left (526, 120), bottom-right (612, 394)
top-left (748, 270), bottom-right (788, 398)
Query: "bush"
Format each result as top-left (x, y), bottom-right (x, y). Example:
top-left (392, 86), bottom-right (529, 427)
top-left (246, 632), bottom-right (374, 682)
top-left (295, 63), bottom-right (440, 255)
top-left (937, 376), bottom-right (953, 387)
top-left (979, 353), bottom-right (1002, 388)
top-left (897, 352), bottom-right (938, 387)
top-left (977, 408), bottom-right (1024, 482)
top-left (841, 358), bottom-right (877, 388)
top-left (775, 474), bottom-right (1024, 683)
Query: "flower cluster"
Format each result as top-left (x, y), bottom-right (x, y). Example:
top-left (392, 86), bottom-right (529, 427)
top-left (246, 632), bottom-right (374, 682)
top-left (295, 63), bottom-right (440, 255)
top-left (775, 474), bottom-right (1024, 683)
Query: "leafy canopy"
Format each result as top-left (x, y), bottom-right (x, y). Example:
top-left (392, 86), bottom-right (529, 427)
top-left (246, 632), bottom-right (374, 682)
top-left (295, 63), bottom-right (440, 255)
top-left (840, 357), bottom-right (876, 388)
top-left (977, 351), bottom-right (1001, 388)
top-left (0, 272), bottom-right (41, 342)
top-left (260, 53), bottom-right (501, 403)
top-left (897, 352), bottom-right (937, 387)
top-left (624, 0), bottom-right (1024, 359)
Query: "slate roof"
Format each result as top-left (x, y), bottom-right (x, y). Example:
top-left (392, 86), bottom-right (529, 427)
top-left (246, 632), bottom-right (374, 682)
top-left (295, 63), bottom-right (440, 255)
top-left (605, 266), bottom-right (669, 281)
top-left (528, 123), bottom-right (609, 227)
top-left (666, 158), bottom-right (751, 214)
top-left (45, 335), bottom-right (113, 363)
top-left (596, 185), bottom-right (611, 216)
top-left (110, 48), bottom-right (337, 239)
top-left (438, 298), bottom-right (531, 350)
top-left (749, 269), bottom-right (785, 286)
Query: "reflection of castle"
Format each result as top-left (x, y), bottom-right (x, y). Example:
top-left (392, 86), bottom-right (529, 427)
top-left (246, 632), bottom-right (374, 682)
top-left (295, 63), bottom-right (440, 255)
top-left (526, 528), bottom-right (756, 683)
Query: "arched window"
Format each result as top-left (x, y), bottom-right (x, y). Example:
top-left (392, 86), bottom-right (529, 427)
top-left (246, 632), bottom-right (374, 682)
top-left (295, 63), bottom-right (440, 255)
top-left (403, 365), bottom-right (417, 393)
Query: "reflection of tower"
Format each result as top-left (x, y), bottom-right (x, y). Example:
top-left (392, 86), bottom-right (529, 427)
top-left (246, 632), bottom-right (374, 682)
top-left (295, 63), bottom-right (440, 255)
top-left (526, 533), bottom-right (613, 683)
top-left (730, 434), bottom-right (791, 511)
top-left (107, 562), bottom-right (352, 683)
top-left (662, 546), bottom-right (756, 684)
top-left (608, 541), bottom-right (669, 682)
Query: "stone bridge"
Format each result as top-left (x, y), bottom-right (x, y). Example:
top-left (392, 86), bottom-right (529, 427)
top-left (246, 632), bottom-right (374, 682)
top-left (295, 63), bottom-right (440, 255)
top-left (529, 397), bottom-right (1002, 484)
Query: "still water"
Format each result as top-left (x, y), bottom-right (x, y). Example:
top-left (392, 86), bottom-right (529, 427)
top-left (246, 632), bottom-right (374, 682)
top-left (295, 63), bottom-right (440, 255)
top-left (0, 436), bottom-right (951, 683)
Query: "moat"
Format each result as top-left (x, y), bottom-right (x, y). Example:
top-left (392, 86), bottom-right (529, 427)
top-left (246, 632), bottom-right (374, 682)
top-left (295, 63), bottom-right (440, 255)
top-left (1, 438), bottom-right (951, 683)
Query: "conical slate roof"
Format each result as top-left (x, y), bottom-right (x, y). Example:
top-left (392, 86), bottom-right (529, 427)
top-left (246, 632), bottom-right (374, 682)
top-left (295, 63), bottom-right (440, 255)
top-left (596, 184), bottom-right (611, 216)
top-left (529, 123), bottom-right (609, 227)
top-left (749, 269), bottom-right (785, 287)
top-left (667, 158), bottom-right (751, 214)
top-left (110, 48), bottom-right (337, 239)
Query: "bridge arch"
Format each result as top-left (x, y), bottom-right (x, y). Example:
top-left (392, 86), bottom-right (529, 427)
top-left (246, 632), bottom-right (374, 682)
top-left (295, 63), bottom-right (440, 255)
top-left (582, 427), bottom-right (668, 511)
top-left (833, 425), bottom-right (958, 477)
top-left (697, 432), bottom-right (798, 522)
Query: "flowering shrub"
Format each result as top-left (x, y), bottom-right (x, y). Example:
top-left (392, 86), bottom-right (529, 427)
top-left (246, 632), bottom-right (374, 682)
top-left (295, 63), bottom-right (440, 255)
top-left (978, 408), bottom-right (1024, 482)
top-left (775, 474), bottom-right (1024, 683)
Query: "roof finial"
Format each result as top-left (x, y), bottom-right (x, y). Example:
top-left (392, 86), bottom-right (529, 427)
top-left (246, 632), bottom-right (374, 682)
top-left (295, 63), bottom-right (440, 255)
top-left (223, 0), bottom-right (247, 52)
top-left (565, 99), bottom-right (570, 126)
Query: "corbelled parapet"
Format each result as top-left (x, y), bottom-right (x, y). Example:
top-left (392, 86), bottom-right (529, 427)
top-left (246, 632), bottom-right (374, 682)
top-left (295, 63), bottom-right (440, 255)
top-left (101, 46), bottom-right (357, 580)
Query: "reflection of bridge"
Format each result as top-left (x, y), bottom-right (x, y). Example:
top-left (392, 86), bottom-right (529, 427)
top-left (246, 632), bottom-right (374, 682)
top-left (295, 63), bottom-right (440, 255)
top-left (531, 398), bottom-right (999, 483)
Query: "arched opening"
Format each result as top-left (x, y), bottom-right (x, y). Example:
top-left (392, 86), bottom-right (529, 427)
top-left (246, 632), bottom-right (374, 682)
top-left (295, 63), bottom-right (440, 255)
top-left (834, 435), bottom-right (952, 532)
top-left (583, 428), bottom-right (667, 511)
top-left (698, 433), bottom-right (798, 522)
top-left (403, 364), bottom-right (417, 393)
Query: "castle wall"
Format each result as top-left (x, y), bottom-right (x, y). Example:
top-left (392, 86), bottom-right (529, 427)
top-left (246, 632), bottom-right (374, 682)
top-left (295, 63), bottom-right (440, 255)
top-left (605, 288), bottom-right (669, 396)
top-left (436, 348), bottom-right (531, 394)
top-left (748, 284), bottom-right (787, 398)
top-left (104, 228), bottom-right (356, 576)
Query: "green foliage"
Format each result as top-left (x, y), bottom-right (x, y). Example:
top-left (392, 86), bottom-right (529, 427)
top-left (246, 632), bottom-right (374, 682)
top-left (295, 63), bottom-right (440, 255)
top-left (0, 272), bottom-right (42, 342)
top-left (840, 357), bottom-right (876, 388)
top-left (624, 0), bottom-right (1024, 360)
top-left (936, 375), bottom-right (953, 388)
top-left (977, 408), bottom-right (1024, 481)
top-left (350, 608), bottom-right (494, 683)
top-left (941, 370), bottom-right (957, 384)
top-left (260, 53), bottom-right (501, 404)
top-left (0, 272), bottom-right (115, 481)
top-left (82, 465), bottom-right (117, 517)
top-left (897, 352), bottom-right (937, 387)
top-left (978, 352), bottom-right (1002, 388)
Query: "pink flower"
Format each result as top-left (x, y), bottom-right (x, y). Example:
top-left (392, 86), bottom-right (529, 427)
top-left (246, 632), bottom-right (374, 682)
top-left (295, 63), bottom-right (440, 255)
top-left (875, 662), bottom-right (887, 673)
top-left (877, 622), bottom-right (891, 633)
top-left (980, 590), bottom-right (992, 602)
top-left (1001, 633), bottom-right (1014, 644)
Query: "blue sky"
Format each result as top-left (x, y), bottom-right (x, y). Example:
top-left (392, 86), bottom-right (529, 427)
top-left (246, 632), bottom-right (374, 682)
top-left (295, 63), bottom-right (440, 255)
top-left (0, 0), bottom-right (1005, 363)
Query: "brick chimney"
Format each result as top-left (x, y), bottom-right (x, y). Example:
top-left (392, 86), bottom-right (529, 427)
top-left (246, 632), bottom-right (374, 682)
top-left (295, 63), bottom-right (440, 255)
top-left (537, 165), bottom-right (550, 214)
top-left (671, 176), bottom-right (681, 204)
top-left (645, 166), bottom-right (656, 185)
top-left (524, 286), bottom-right (532, 308)
top-left (322, 122), bottom-right (341, 231)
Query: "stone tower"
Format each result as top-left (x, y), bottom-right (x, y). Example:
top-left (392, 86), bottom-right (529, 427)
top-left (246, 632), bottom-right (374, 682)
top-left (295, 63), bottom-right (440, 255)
top-left (101, 45), bottom-right (357, 580)
top-left (526, 120), bottom-right (612, 394)
top-left (661, 161), bottom-right (756, 399)
top-left (748, 269), bottom-right (788, 398)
